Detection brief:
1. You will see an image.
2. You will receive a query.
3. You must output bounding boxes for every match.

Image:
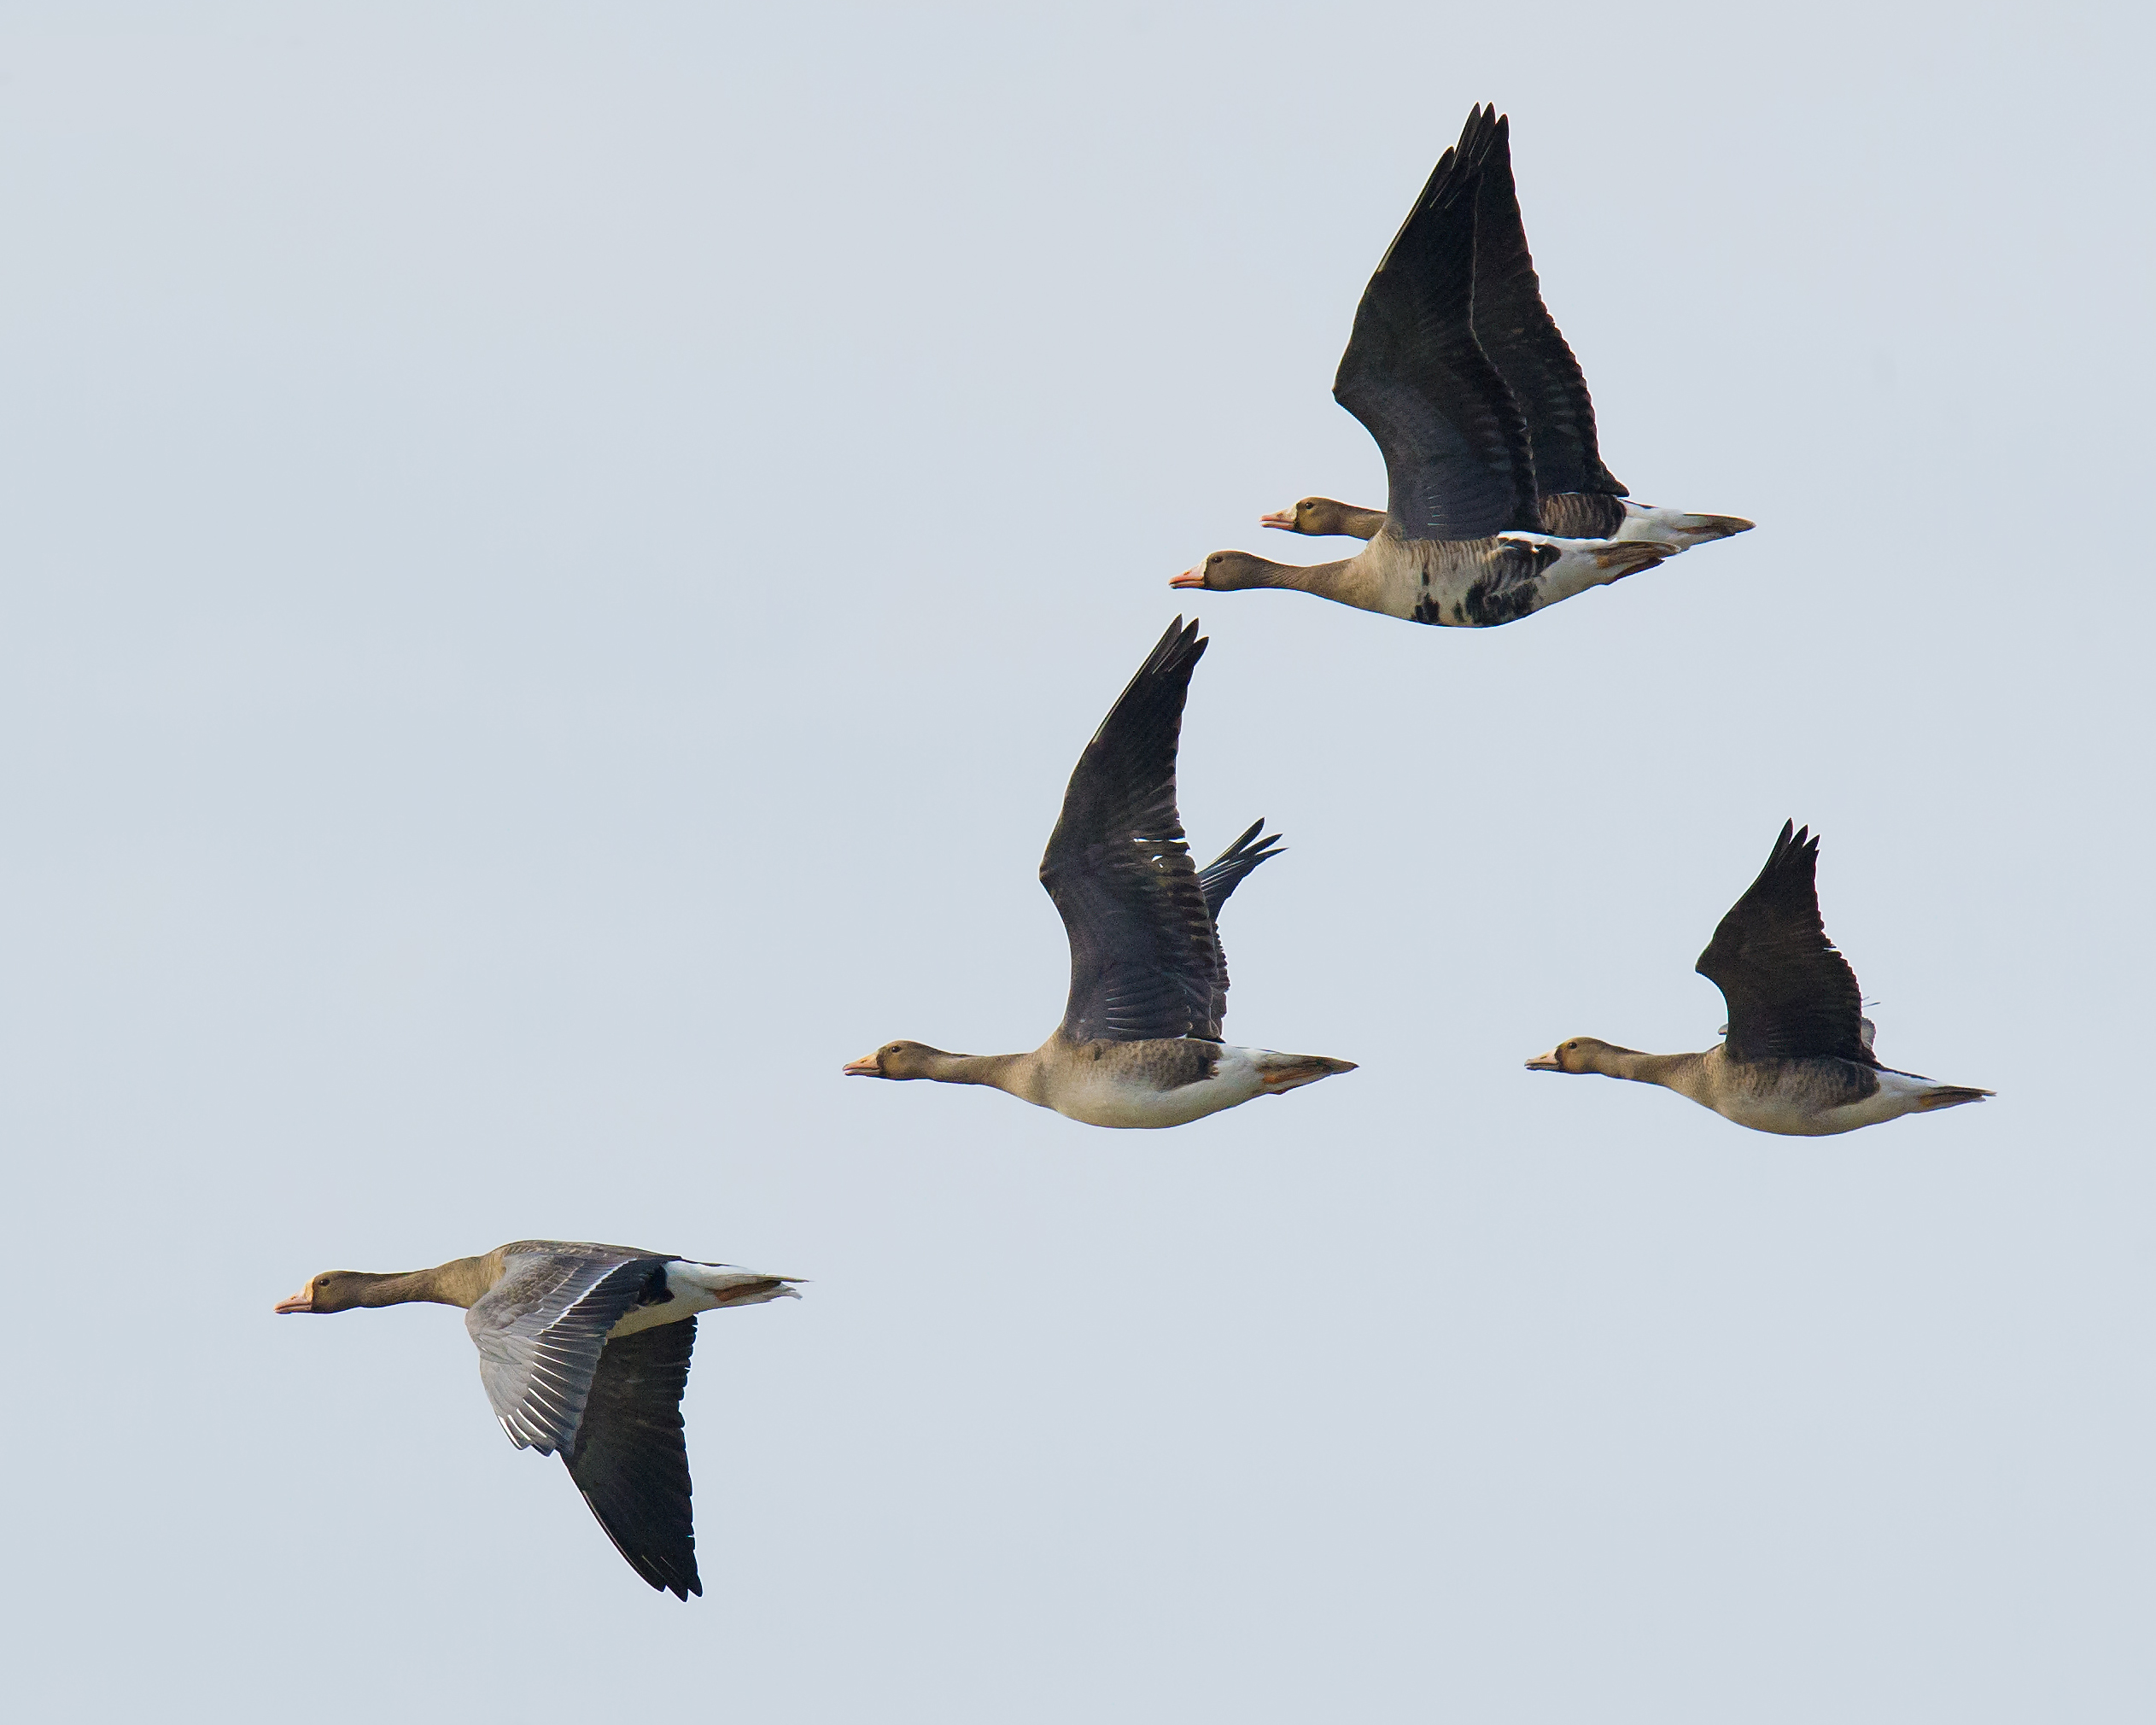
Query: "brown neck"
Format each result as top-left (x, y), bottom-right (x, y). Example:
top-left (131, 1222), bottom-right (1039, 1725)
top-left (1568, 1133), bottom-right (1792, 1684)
top-left (344, 1254), bottom-right (498, 1310)
top-left (914, 1049), bottom-right (1036, 1093)
top-left (1211, 551), bottom-right (1361, 599)
top-left (1582, 1045), bottom-right (1709, 1095)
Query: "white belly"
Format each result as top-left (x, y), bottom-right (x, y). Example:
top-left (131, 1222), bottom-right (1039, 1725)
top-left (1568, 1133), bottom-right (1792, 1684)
top-left (608, 1261), bottom-right (799, 1335)
top-left (1709, 1069), bottom-right (1938, 1137)
top-left (1049, 1045), bottom-right (1269, 1129)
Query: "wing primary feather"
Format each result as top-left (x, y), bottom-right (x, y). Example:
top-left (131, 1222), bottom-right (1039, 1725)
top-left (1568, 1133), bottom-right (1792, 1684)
top-left (1468, 110), bottom-right (1626, 500)
top-left (1040, 618), bottom-right (1234, 1044)
top-left (1334, 102), bottom-right (1541, 541)
top-left (1696, 822), bottom-right (1876, 1065)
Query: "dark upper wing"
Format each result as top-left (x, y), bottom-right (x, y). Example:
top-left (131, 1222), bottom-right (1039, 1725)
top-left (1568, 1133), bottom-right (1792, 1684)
top-left (1696, 822), bottom-right (1875, 1065)
top-left (1197, 819), bottom-right (1283, 922)
top-left (466, 1245), bottom-right (668, 1455)
top-left (565, 1319), bottom-right (701, 1600)
top-left (1469, 113), bottom-right (1626, 500)
top-left (1333, 103), bottom-right (1540, 541)
top-left (1040, 618), bottom-right (1226, 1043)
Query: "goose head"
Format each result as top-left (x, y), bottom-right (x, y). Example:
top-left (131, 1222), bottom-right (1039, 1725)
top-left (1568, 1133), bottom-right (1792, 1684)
top-left (842, 1040), bottom-right (945, 1080)
top-left (1171, 550), bottom-right (1277, 591)
top-left (1259, 497), bottom-right (1357, 535)
top-left (274, 1270), bottom-right (364, 1313)
top-left (1524, 1038), bottom-right (1622, 1075)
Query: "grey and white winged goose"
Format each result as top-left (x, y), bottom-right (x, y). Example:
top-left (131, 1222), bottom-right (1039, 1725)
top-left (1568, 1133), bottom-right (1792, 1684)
top-left (1259, 108), bottom-right (1752, 559)
top-left (1178, 104), bottom-right (1746, 627)
top-left (1527, 823), bottom-right (1991, 1136)
top-left (276, 1241), bottom-right (798, 1599)
top-left (843, 617), bottom-right (1354, 1127)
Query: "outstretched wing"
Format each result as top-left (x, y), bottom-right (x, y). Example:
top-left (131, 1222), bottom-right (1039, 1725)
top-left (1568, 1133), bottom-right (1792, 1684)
top-left (1333, 103), bottom-right (1540, 542)
top-left (1469, 112), bottom-right (1626, 500)
top-left (1041, 618), bottom-right (1226, 1043)
top-left (466, 1246), bottom-right (666, 1455)
top-left (1696, 822), bottom-right (1875, 1065)
top-left (565, 1319), bottom-right (702, 1600)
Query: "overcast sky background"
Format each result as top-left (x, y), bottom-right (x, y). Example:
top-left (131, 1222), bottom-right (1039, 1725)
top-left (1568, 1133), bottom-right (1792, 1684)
top-left (3, 3), bottom-right (2150, 1719)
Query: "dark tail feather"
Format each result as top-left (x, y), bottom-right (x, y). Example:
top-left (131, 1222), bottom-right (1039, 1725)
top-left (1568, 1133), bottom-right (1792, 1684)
top-left (1198, 820), bottom-right (1285, 921)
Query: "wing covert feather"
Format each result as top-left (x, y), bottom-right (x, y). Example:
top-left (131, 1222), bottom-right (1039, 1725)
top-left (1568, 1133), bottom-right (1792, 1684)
top-left (466, 1248), bottom-right (663, 1456)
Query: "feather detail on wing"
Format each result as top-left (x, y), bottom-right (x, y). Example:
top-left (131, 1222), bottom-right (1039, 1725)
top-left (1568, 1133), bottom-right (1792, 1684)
top-left (1697, 822), bottom-right (1877, 1065)
top-left (1333, 103), bottom-right (1540, 541)
top-left (565, 1319), bottom-right (702, 1600)
top-left (1041, 618), bottom-right (1228, 1043)
top-left (467, 1248), bottom-right (666, 1455)
top-left (1468, 111), bottom-right (1626, 500)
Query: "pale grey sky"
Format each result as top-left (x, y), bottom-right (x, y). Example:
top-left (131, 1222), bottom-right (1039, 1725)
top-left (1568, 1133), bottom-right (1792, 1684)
top-left (3, 3), bottom-right (2151, 1720)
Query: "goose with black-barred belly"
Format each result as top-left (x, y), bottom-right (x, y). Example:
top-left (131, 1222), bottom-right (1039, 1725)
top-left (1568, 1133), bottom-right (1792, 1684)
top-left (1180, 105), bottom-right (1748, 628)
top-left (843, 617), bottom-right (1354, 1129)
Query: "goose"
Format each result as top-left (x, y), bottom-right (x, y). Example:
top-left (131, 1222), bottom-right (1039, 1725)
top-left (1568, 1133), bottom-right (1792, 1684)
top-left (1526, 822), bottom-right (1992, 1136)
top-left (1176, 104), bottom-right (1743, 627)
top-left (1257, 109), bottom-right (1751, 559)
top-left (843, 617), bottom-right (1354, 1127)
top-left (275, 1240), bottom-right (798, 1599)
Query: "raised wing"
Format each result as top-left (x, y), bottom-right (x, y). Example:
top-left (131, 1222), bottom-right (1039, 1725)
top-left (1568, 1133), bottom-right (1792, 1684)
top-left (1469, 112), bottom-right (1626, 500)
top-left (1041, 618), bottom-right (1226, 1044)
top-left (1696, 822), bottom-right (1876, 1065)
top-left (565, 1319), bottom-right (702, 1600)
top-left (466, 1245), bottom-right (666, 1455)
top-left (1196, 820), bottom-right (1283, 923)
top-left (1334, 103), bottom-right (1540, 542)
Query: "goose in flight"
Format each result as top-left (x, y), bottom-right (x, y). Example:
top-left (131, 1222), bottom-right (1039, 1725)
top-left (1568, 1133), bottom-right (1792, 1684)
top-left (1178, 104), bottom-right (1746, 626)
top-left (843, 617), bottom-right (1354, 1127)
top-left (1259, 108), bottom-right (1751, 559)
top-left (1527, 823), bottom-right (1991, 1135)
top-left (275, 1241), bottom-right (798, 1599)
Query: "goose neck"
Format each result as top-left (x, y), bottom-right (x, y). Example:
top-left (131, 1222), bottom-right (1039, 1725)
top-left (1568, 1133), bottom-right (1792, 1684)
top-left (348, 1255), bottom-right (494, 1310)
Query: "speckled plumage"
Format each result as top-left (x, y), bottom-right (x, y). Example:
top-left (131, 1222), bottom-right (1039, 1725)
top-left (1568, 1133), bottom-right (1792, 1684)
top-left (1216, 104), bottom-right (1750, 623)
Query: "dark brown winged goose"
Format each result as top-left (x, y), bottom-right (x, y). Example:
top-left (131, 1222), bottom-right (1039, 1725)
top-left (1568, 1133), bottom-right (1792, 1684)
top-left (843, 617), bottom-right (1354, 1126)
top-left (1527, 823), bottom-right (1991, 1135)
top-left (1176, 105), bottom-right (1744, 627)
top-left (275, 1241), bottom-right (798, 1599)
top-left (1259, 108), bottom-right (1751, 559)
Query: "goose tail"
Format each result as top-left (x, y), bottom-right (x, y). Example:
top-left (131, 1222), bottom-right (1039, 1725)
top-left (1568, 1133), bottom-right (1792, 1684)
top-left (1254, 1052), bottom-right (1358, 1094)
top-left (1616, 502), bottom-right (1756, 551)
top-left (1912, 1085), bottom-right (1994, 1112)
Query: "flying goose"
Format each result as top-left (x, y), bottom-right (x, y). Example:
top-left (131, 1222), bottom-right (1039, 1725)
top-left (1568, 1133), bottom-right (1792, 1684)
top-left (1527, 823), bottom-right (1992, 1135)
top-left (275, 1241), bottom-right (798, 1599)
top-left (843, 617), bottom-right (1354, 1127)
top-left (1176, 105), bottom-right (1744, 627)
top-left (1258, 110), bottom-right (1751, 559)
